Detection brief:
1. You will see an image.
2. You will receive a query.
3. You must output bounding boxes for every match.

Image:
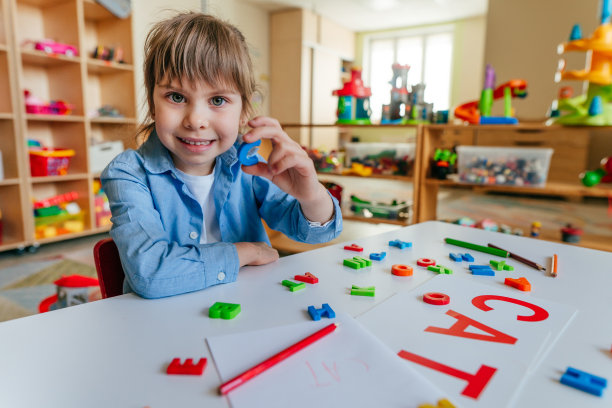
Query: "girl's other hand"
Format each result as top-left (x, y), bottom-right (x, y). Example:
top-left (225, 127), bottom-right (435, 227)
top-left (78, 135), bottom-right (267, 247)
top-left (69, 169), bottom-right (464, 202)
top-left (235, 241), bottom-right (279, 266)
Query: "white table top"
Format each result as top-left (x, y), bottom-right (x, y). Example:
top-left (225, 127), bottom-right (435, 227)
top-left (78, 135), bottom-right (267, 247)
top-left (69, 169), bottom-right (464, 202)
top-left (0, 221), bottom-right (610, 407)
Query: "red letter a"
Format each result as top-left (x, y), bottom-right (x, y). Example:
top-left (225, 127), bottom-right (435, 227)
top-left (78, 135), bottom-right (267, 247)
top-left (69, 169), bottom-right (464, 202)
top-left (425, 310), bottom-right (517, 344)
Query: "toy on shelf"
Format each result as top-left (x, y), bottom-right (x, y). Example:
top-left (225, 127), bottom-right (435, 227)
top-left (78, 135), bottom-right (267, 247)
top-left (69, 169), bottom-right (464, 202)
top-left (454, 64), bottom-right (527, 125)
top-left (380, 63), bottom-right (447, 124)
top-left (345, 142), bottom-right (415, 176)
top-left (580, 156), bottom-right (612, 186)
top-left (332, 68), bottom-right (372, 125)
top-left (29, 142), bottom-right (75, 177)
top-left (91, 104), bottom-right (124, 118)
top-left (305, 147), bottom-right (342, 173)
top-left (553, 0), bottom-right (612, 125)
top-left (430, 148), bottom-right (457, 180)
top-left (530, 221), bottom-right (541, 237)
top-left (25, 39), bottom-right (79, 57)
top-left (561, 223), bottom-right (583, 243)
top-left (321, 181), bottom-right (343, 207)
top-left (94, 180), bottom-right (112, 228)
top-left (350, 194), bottom-right (411, 221)
top-left (33, 191), bottom-right (85, 239)
top-left (24, 90), bottom-right (73, 115)
top-left (91, 45), bottom-right (125, 63)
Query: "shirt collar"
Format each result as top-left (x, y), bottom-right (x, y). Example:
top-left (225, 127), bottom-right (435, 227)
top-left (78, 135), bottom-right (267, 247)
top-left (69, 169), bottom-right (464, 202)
top-left (139, 129), bottom-right (241, 178)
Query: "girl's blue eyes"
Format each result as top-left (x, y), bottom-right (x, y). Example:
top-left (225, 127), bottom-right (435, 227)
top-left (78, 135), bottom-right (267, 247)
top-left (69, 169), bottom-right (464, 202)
top-left (167, 93), bottom-right (226, 106)
top-left (169, 93), bottom-right (185, 103)
top-left (211, 96), bottom-right (226, 106)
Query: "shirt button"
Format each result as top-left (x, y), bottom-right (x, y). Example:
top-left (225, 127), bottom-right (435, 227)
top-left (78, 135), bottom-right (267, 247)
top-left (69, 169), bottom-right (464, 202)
top-left (217, 272), bottom-right (226, 281)
top-left (189, 231), bottom-right (198, 239)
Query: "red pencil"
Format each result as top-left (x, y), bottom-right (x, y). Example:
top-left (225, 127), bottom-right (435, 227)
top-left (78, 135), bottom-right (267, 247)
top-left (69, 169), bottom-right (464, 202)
top-left (219, 322), bottom-right (338, 395)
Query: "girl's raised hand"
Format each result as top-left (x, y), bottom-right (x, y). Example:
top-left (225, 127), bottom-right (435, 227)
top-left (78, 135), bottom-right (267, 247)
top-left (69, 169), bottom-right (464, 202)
top-left (241, 116), bottom-right (321, 202)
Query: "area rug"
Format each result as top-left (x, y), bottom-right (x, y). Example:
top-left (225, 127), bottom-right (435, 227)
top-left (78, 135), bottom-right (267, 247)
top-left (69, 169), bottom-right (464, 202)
top-left (0, 250), bottom-right (101, 323)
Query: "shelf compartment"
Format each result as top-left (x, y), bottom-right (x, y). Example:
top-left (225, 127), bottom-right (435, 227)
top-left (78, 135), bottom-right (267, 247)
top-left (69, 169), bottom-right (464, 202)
top-left (86, 69), bottom-right (135, 119)
top-left (25, 120), bottom-right (87, 175)
top-left (0, 51), bottom-right (13, 113)
top-left (14, 0), bottom-right (79, 55)
top-left (90, 121), bottom-right (136, 150)
top-left (0, 119), bottom-right (19, 179)
top-left (30, 178), bottom-right (91, 239)
top-left (83, 0), bottom-right (132, 65)
top-left (0, 184), bottom-right (26, 246)
top-left (21, 61), bottom-right (84, 116)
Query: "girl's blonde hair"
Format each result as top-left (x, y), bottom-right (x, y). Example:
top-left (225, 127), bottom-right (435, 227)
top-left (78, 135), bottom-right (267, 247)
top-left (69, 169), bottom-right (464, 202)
top-left (139, 12), bottom-right (257, 139)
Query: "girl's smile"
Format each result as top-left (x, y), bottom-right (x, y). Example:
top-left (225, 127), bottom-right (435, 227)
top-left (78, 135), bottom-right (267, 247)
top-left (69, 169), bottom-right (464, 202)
top-left (153, 77), bottom-right (244, 176)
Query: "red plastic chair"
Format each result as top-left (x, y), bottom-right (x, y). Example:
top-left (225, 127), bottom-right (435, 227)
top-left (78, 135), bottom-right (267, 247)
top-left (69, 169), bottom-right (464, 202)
top-left (93, 238), bottom-right (125, 299)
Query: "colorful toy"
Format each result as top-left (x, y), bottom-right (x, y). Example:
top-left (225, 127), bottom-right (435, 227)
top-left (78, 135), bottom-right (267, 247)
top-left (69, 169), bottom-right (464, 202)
top-left (24, 90), bottom-right (73, 115)
top-left (350, 195), bottom-right (410, 221)
top-left (530, 221), bottom-right (541, 237)
top-left (209, 302), bottom-right (241, 319)
top-left (344, 243), bottom-right (363, 252)
top-left (431, 148), bottom-right (457, 180)
top-left (561, 223), bottom-right (583, 243)
top-left (560, 366), bottom-right (607, 396)
top-left (504, 277), bottom-right (531, 291)
top-left (38, 275), bottom-right (100, 313)
top-left (294, 272), bottom-right (318, 284)
top-left (350, 285), bottom-right (375, 297)
top-left (553, 0), bottom-right (612, 125)
top-left (167, 358), bottom-right (207, 375)
top-left (381, 63), bottom-right (411, 124)
top-left (281, 280), bottom-right (305, 292)
top-left (92, 45), bottom-right (125, 63)
top-left (389, 239), bottom-right (412, 249)
top-left (343, 256), bottom-right (371, 269)
top-left (237, 139), bottom-right (261, 166)
top-left (427, 265), bottom-right (453, 274)
top-left (369, 251), bottom-right (386, 261)
top-left (422, 292), bottom-right (450, 306)
top-left (34, 39), bottom-right (79, 56)
top-left (306, 147), bottom-right (342, 173)
top-left (454, 64), bottom-right (527, 124)
top-left (332, 68), bottom-right (372, 125)
top-left (307, 303), bottom-right (335, 321)
top-left (470, 265), bottom-right (495, 276)
top-left (391, 264), bottom-right (413, 276)
top-left (580, 156), bottom-right (612, 186)
top-left (380, 63), bottom-right (446, 124)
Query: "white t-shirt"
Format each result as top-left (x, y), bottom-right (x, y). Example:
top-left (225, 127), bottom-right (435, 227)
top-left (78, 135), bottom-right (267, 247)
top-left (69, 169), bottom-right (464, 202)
top-left (177, 170), bottom-right (222, 244)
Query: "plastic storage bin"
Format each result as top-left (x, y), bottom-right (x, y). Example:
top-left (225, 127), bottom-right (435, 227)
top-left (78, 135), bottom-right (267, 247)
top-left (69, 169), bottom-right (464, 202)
top-left (345, 142), bottom-right (416, 175)
top-left (456, 146), bottom-right (553, 187)
top-left (34, 211), bottom-right (85, 239)
top-left (29, 148), bottom-right (75, 176)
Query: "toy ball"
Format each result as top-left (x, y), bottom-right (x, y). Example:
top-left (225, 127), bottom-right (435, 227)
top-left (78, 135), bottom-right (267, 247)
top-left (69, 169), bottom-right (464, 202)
top-left (580, 169), bottom-right (603, 186)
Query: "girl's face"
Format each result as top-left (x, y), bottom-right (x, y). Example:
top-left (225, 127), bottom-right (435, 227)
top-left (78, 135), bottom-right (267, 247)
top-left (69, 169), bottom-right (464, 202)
top-left (152, 77), bottom-right (244, 175)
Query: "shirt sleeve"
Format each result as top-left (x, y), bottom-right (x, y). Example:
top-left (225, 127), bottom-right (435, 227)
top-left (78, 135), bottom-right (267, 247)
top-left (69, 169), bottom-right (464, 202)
top-left (252, 176), bottom-right (343, 243)
top-left (101, 158), bottom-right (239, 299)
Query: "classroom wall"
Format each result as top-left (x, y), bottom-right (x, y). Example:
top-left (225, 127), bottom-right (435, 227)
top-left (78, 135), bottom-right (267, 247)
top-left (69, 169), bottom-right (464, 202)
top-left (484, 0), bottom-right (598, 121)
top-left (205, 0), bottom-right (271, 116)
top-left (132, 0), bottom-right (203, 122)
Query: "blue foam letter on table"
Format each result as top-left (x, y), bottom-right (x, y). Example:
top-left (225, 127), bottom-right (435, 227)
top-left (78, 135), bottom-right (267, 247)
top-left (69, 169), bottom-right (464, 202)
top-left (560, 366), bottom-right (607, 396)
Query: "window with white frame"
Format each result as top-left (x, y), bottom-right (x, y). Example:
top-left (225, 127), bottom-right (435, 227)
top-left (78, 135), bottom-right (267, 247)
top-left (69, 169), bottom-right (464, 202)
top-left (364, 26), bottom-right (454, 121)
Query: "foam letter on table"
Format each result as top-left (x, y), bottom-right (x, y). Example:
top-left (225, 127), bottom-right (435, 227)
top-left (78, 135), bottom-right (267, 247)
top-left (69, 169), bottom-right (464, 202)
top-left (294, 272), bottom-right (319, 284)
top-left (209, 302), bottom-right (241, 319)
top-left (398, 350), bottom-right (497, 399)
top-left (471, 295), bottom-right (549, 322)
top-left (425, 310), bottom-right (517, 344)
top-left (167, 358), bottom-right (207, 375)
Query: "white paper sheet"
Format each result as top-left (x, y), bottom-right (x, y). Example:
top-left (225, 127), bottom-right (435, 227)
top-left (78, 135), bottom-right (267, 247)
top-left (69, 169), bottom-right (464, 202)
top-left (207, 312), bottom-right (453, 408)
top-left (356, 275), bottom-right (577, 408)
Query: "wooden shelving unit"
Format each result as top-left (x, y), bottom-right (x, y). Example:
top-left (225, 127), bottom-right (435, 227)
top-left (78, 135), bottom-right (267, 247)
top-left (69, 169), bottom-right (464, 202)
top-left (0, 0), bottom-right (136, 253)
top-left (415, 123), bottom-right (612, 252)
top-left (282, 123), bottom-right (419, 229)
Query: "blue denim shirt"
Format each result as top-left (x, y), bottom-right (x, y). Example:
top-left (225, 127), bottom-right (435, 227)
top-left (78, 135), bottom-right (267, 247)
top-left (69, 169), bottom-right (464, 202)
top-left (100, 131), bottom-right (342, 299)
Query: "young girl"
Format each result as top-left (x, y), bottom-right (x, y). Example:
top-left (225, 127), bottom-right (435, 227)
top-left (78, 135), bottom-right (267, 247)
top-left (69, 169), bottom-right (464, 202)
top-left (101, 12), bottom-right (341, 299)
